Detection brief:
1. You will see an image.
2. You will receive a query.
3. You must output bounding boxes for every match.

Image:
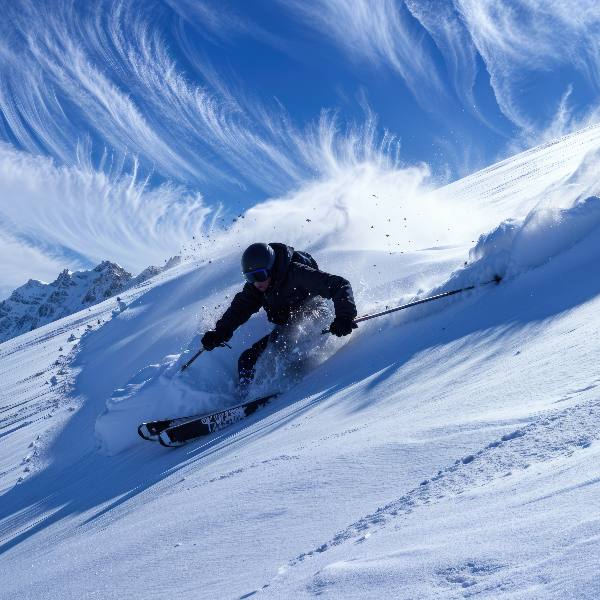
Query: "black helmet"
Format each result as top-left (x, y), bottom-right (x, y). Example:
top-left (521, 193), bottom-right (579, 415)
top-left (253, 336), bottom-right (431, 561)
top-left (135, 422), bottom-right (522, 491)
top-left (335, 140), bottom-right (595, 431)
top-left (241, 243), bottom-right (275, 283)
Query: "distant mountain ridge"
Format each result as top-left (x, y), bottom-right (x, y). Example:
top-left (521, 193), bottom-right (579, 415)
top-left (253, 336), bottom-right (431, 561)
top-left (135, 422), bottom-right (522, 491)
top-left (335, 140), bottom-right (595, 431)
top-left (0, 256), bottom-right (181, 344)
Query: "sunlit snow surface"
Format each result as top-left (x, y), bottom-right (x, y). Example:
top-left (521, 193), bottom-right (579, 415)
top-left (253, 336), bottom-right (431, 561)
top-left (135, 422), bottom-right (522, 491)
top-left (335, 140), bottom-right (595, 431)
top-left (2, 127), bottom-right (600, 598)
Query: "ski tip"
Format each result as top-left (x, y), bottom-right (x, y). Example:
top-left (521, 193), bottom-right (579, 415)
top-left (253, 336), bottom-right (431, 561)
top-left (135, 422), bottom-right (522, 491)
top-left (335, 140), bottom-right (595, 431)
top-left (138, 423), bottom-right (152, 441)
top-left (493, 273), bottom-right (503, 284)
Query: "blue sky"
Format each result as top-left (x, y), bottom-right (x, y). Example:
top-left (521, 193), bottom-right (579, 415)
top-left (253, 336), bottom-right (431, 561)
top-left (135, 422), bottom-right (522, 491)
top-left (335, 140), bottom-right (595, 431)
top-left (1, 0), bottom-right (600, 295)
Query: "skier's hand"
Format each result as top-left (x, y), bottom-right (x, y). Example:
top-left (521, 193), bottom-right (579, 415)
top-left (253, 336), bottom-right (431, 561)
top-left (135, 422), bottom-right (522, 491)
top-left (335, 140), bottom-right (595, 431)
top-left (201, 330), bottom-right (225, 351)
top-left (329, 316), bottom-right (357, 337)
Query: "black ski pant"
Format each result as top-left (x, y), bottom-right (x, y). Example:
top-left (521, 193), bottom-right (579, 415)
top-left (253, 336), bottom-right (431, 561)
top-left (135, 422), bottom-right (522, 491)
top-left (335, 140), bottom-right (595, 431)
top-left (237, 298), bottom-right (328, 388)
top-left (238, 327), bottom-right (281, 388)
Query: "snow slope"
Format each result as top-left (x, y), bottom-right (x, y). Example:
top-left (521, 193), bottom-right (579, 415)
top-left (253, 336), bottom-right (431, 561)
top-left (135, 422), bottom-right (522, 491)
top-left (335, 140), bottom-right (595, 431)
top-left (2, 125), bottom-right (600, 599)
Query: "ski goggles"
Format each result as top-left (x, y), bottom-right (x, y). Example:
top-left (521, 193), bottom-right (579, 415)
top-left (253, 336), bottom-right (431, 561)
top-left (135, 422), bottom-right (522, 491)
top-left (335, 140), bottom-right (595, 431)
top-left (243, 268), bottom-right (270, 283)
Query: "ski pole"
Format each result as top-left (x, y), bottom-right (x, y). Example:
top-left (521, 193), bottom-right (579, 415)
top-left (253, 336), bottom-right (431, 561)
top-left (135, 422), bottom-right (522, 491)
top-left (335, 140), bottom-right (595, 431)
top-left (180, 342), bottom-right (231, 372)
top-left (322, 274), bottom-right (502, 334)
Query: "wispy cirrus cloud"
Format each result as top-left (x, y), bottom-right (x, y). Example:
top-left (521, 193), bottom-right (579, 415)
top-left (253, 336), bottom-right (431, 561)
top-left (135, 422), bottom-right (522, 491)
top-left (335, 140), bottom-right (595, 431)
top-left (0, 0), bottom-right (390, 200)
top-left (0, 0), bottom-right (403, 295)
top-left (280, 0), bottom-right (445, 107)
top-left (0, 1), bottom-right (205, 183)
top-left (5, 0), bottom-right (600, 199)
top-left (281, 0), bottom-right (600, 145)
top-left (510, 85), bottom-right (600, 155)
top-left (455, 0), bottom-right (600, 131)
top-left (0, 111), bottom-right (401, 294)
top-left (165, 0), bottom-right (285, 50)
top-left (0, 142), bottom-right (215, 293)
top-left (404, 0), bottom-right (484, 124)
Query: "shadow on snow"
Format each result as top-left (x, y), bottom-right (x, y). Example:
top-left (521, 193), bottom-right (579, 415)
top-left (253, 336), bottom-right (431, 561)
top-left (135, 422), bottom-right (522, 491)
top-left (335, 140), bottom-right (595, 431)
top-left (1, 238), bottom-right (599, 555)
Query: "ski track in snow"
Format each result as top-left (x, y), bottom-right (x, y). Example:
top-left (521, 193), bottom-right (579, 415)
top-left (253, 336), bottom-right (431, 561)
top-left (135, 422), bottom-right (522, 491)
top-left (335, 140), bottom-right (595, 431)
top-left (187, 454), bottom-right (301, 486)
top-left (0, 329), bottom-right (82, 487)
top-left (258, 392), bottom-right (600, 595)
top-left (0, 268), bottom-right (182, 492)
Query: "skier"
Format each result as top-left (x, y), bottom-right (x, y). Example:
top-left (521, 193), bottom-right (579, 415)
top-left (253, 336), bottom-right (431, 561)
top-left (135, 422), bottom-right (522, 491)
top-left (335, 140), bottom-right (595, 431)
top-left (201, 243), bottom-right (357, 390)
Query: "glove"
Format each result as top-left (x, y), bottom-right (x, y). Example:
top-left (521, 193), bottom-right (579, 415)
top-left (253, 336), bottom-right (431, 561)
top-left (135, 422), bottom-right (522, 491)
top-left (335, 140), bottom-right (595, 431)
top-left (329, 316), bottom-right (357, 337)
top-left (201, 330), bottom-right (226, 351)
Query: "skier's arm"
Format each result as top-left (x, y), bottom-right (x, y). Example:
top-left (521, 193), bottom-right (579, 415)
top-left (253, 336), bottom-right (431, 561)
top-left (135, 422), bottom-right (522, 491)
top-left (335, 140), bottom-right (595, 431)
top-left (294, 264), bottom-right (357, 320)
top-left (214, 284), bottom-right (263, 340)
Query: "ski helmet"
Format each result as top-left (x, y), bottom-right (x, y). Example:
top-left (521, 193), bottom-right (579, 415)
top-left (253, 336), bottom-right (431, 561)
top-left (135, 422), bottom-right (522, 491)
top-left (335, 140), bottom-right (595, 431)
top-left (241, 243), bottom-right (276, 282)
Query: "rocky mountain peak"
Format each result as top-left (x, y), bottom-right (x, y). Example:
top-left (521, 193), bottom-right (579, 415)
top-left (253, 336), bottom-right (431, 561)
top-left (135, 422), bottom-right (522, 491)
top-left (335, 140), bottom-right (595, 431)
top-left (0, 256), bottom-right (180, 344)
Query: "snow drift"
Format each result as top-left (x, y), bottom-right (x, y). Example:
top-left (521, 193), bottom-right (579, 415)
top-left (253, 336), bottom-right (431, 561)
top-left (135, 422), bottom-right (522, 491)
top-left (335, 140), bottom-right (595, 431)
top-left (444, 194), bottom-right (600, 288)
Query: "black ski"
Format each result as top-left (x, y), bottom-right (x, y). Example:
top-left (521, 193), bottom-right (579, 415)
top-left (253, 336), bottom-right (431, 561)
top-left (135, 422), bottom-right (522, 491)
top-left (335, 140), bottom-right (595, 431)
top-left (158, 393), bottom-right (279, 447)
top-left (138, 414), bottom-right (199, 441)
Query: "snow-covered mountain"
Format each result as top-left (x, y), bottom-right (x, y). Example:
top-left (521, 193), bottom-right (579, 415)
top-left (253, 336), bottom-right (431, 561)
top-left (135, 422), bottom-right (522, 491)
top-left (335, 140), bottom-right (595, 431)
top-left (2, 125), bottom-right (600, 599)
top-left (0, 256), bottom-right (181, 344)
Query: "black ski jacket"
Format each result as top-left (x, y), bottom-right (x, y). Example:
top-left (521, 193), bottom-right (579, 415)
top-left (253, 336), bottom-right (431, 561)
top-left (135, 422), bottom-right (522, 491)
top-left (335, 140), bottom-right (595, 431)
top-left (215, 243), bottom-right (357, 340)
